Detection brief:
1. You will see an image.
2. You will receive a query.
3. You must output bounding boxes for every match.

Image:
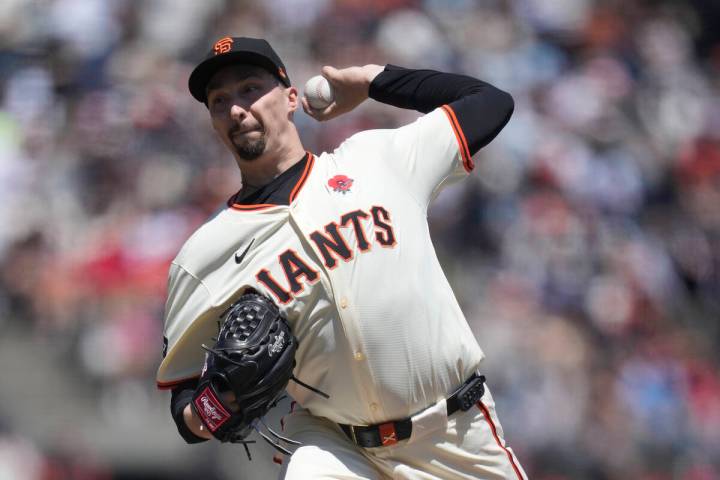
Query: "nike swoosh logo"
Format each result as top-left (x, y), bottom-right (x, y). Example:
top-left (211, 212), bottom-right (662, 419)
top-left (234, 238), bottom-right (256, 265)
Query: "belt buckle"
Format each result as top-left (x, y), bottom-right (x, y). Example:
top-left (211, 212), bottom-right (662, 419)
top-left (456, 374), bottom-right (486, 411)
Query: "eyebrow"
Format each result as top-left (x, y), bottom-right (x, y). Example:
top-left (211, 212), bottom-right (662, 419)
top-left (206, 70), bottom-right (265, 95)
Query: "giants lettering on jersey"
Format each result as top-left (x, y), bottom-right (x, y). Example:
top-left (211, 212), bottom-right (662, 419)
top-left (256, 205), bottom-right (397, 304)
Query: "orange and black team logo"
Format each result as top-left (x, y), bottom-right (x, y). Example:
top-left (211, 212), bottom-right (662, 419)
top-left (213, 37), bottom-right (233, 55)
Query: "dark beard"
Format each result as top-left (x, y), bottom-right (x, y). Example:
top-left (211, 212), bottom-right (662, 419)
top-left (230, 130), bottom-right (266, 161)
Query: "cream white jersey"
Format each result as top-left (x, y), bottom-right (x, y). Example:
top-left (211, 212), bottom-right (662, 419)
top-left (157, 106), bottom-right (485, 425)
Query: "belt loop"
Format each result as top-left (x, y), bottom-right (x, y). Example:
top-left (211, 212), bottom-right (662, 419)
top-left (349, 425), bottom-right (358, 445)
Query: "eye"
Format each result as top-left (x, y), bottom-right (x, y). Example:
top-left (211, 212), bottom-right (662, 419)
top-left (243, 84), bottom-right (260, 94)
top-left (209, 95), bottom-right (228, 112)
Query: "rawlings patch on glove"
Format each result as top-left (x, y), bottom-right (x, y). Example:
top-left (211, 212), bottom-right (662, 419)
top-left (192, 292), bottom-right (326, 456)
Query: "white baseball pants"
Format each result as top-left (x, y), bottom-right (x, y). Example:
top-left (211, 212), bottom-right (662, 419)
top-left (279, 386), bottom-right (527, 479)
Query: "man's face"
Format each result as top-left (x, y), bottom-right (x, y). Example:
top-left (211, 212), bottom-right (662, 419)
top-left (206, 65), bottom-right (295, 161)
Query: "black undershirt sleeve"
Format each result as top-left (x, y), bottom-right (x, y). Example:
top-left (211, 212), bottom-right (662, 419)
top-left (368, 64), bottom-right (514, 155)
top-left (170, 378), bottom-right (208, 443)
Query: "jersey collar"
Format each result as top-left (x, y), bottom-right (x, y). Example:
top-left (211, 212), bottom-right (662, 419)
top-left (228, 152), bottom-right (315, 211)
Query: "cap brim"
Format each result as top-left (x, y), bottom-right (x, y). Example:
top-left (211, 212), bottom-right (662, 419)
top-left (188, 51), bottom-right (290, 104)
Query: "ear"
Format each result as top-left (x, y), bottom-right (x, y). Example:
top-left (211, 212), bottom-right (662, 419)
top-left (286, 86), bottom-right (299, 113)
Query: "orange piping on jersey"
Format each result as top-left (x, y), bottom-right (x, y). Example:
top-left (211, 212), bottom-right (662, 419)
top-left (226, 189), bottom-right (277, 210)
top-left (289, 152), bottom-right (315, 202)
top-left (477, 401), bottom-right (525, 480)
top-left (441, 105), bottom-right (473, 173)
top-left (229, 203), bottom-right (278, 211)
top-left (156, 374), bottom-right (201, 390)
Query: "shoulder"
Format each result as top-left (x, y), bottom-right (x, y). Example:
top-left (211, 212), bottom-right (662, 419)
top-left (343, 109), bottom-right (449, 145)
top-left (172, 205), bottom-right (234, 274)
top-left (338, 109), bottom-right (451, 152)
top-left (339, 127), bottom-right (394, 149)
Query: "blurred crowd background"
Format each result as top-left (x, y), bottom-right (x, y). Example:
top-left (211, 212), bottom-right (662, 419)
top-left (1, 0), bottom-right (719, 478)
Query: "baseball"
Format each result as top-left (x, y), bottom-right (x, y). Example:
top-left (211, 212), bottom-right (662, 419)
top-left (304, 75), bottom-right (335, 110)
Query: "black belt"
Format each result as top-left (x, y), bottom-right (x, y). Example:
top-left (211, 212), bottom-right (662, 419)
top-left (339, 373), bottom-right (486, 448)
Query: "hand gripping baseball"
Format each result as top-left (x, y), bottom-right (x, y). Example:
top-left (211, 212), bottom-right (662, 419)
top-left (191, 293), bottom-right (327, 459)
top-left (302, 64), bottom-right (385, 122)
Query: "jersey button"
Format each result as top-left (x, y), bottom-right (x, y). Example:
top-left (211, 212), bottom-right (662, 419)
top-left (340, 297), bottom-right (348, 309)
top-left (370, 402), bottom-right (379, 412)
top-left (354, 351), bottom-right (364, 361)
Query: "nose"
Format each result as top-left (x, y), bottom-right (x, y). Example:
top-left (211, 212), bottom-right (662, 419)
top-left (230, 104), bottom-right (247, 122)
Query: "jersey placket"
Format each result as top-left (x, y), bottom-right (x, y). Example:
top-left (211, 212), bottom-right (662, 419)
top-left (288, 199), bottom-right (381, 420)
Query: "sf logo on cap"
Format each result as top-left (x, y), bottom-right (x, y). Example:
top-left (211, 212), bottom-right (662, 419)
top-left (213, 37), bottom-right (233, 55)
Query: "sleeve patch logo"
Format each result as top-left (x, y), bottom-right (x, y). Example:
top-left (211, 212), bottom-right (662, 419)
top-left (328, 175), bottom-right (353, 194)
top-left (194, 387), bottom-right (231, 432)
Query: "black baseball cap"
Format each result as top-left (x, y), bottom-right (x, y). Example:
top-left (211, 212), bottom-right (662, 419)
top-left (188, 36), bottom-right (291, 104)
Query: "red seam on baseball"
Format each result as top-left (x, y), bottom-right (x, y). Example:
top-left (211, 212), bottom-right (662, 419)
top-left (313, 78), bottom-right (331, 106)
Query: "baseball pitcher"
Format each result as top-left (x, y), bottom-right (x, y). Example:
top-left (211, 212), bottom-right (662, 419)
top-left (157, 36), bottom-right (527, 479)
